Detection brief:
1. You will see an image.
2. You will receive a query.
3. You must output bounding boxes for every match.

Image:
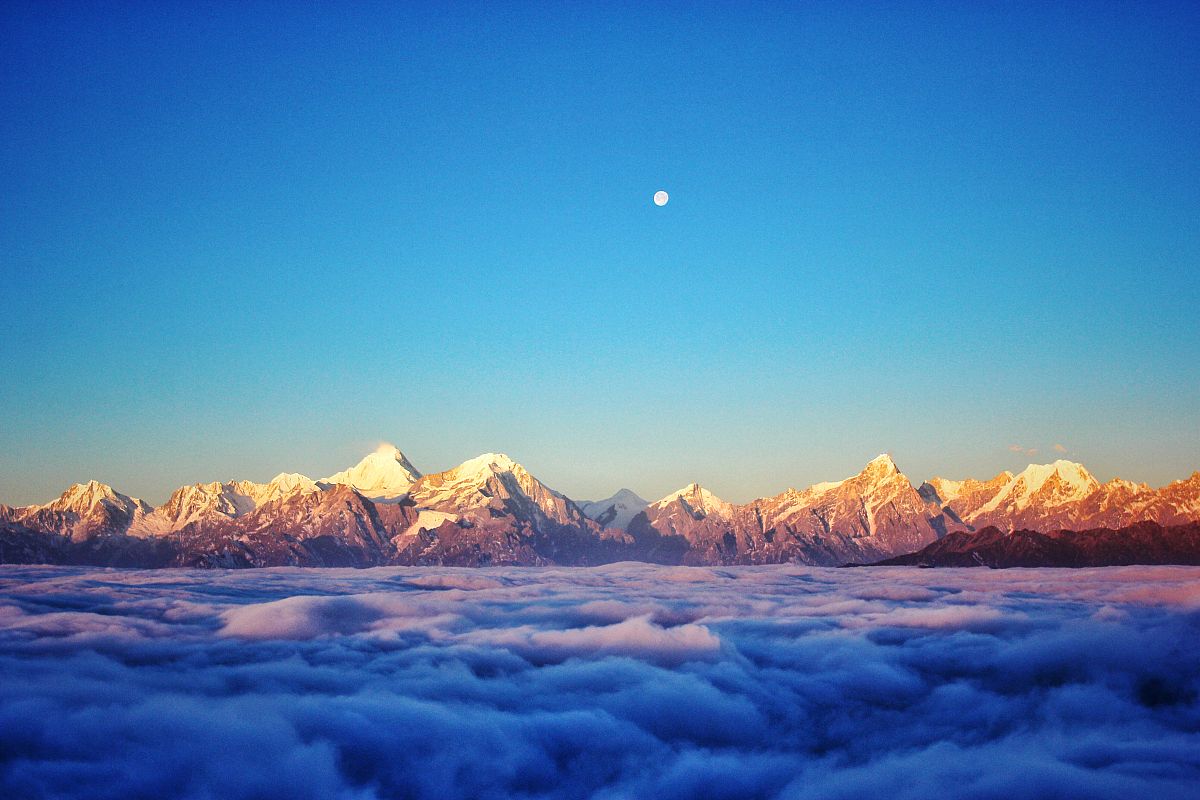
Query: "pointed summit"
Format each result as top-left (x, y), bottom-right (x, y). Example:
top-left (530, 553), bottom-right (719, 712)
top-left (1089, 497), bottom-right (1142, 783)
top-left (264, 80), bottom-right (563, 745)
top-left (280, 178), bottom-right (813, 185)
top-left (580, 488), bottom-right (649, 530)
top-left (837, 453), bottom-right (911, 492)
top-left (867, 453), bottom-right (899, 470)
top-left (322, 444), bottom-right (422, 502)
top-left (14, 480), bottom-right (151, 541)
top-left (44, 480), bottom-right (149, 516)
top-left (653, 483), bottom-right (734, 519)
top-left (407, 452), bottom-right (589, 530)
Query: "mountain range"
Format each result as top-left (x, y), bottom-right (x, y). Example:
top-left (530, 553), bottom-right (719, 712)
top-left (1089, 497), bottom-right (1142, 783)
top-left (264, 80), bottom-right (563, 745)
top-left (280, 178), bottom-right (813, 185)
top-left (2, 446), bottom-right (1198, 568)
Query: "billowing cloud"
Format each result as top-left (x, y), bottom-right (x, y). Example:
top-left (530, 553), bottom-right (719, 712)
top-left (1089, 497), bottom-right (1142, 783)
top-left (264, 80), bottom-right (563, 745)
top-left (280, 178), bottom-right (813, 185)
top-left (1, 564), bottom-right (1199, 799)
top-left (1054, 443), bottom-right (1069, 453)
top-left (470, 615), bottom-right (723, 666)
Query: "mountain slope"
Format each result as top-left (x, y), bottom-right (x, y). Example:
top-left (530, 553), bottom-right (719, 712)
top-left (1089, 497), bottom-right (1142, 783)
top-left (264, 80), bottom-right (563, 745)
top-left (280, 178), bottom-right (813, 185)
top-left (872, 521), bottom-right (1200, 568)
top-left (172, 483), bottom-right (411, 568)
top-left (321, 445), bottom-right (421, 501)
top-left (0, 481), bottom-right (152, 541)
top-left (918, 471), bottom-right (1012, 527)
top-left (628, 455), bottom-right (945, 566)
top-left (3, 449), bottom-right (1200, 568)
top-left (579, 489), bottom-right (649, 530)
top-left (398, 453), bottom-right (615, 566)
top-left (127, 473), bottom-right (323, 536)
top-left (758, 454), bottom-right (943, 558)
top-left (922, 461), bottom-right (1200, 533)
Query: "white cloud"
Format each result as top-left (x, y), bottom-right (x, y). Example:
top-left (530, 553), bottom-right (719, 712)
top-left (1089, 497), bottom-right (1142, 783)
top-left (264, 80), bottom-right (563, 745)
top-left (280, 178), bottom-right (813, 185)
top-left (2, 563), bottom-right (1199, 799)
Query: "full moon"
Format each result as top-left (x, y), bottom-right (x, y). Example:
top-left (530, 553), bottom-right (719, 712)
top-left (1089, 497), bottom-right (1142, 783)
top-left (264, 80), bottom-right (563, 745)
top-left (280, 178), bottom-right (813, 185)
top-left (653, 190), bottom-right (669, 206)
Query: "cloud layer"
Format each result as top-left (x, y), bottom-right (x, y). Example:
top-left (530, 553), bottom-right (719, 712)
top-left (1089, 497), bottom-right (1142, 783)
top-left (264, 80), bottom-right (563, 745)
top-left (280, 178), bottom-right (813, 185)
top-left (1, 563), bottom-right (1199, 799)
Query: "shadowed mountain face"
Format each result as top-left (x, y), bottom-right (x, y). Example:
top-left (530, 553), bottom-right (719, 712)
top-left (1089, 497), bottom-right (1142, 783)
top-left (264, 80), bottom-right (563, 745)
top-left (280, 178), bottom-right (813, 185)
top-left (2, 449), bottom-right (1200, 568)
top-left (578, 489), bottom-right (649, 531)
top-left (871, 521), bottom-right (1200, 568)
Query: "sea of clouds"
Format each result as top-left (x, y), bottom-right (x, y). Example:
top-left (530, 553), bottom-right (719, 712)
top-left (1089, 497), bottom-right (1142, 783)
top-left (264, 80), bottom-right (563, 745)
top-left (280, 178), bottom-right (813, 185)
top-left (1, 563), bottom-right (1199, 799)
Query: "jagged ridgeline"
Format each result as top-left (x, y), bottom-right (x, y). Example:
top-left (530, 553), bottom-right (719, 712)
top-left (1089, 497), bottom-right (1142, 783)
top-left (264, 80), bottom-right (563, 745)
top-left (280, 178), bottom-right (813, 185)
top-left (2, 447), bottom-right (1198, 568)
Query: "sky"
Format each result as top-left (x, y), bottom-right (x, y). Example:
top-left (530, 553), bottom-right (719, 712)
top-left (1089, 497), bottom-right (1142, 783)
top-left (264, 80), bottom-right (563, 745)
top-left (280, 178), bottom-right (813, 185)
top-left (1, 1), bottom-right (1198, 506)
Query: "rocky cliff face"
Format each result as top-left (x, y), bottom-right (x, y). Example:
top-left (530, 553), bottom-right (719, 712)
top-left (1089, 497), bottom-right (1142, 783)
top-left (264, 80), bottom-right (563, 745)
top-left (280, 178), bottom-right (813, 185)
top-left (0, 480), bottom-right (153, 542)
top-left (920, 462), bottom-right (1200, 533)
top-left (627, 455), bottom-right (944, 566)
top-left (4, 450), bottom-right (1200, 568)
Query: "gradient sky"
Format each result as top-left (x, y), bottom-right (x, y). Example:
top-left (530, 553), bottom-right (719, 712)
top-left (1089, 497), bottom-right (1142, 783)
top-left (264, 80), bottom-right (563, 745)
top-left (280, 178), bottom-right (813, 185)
top-left (2, 1), bottom-right (1198, 506)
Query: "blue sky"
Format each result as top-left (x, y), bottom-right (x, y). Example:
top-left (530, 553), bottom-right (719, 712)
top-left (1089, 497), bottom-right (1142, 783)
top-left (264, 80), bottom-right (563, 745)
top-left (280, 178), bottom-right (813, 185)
top-left (1, 1), bottom-right (1198, 505)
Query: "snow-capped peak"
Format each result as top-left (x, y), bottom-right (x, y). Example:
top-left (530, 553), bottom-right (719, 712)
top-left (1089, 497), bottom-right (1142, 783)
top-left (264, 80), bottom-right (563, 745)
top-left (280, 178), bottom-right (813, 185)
top-left (977, 459), bottom-right (1099, 514)
top-left (405, 452), bottom-right (586, 528)
top-left (43, 480), bottom-right (147, 515)
top-left (254, 473), bottom-right (321, 503)
top-left (925, 477), bottom-right (964, 502)
top-left (62, 480), bottom-right (117, 502)
top-left (867, 453), bottom-right (899, 471)
top-left (579, 488), bottom-right (649, 530)
top-left (431, 452), bottom-right (568, 501)
top-left (455, 452), bottom-right (519, 478)
top-left (1103, 477), bottom-right (1145, 493)
top-left (403, 453), bottom-right (528, 507)
top-left (1021, 460), bottom-right (1097, 494)
top-left (654, 483), bottom-right (735, 519)
top-left (802, 479), bottom-right (847, 496)
top-left (857, 453), bottom-right (907, 484)
top-left (149, 481), bottom-right (258, 530)
top-left (322, 444), bottom-right (422, 502)
top-left (786, 456), bottom-right (902, 504)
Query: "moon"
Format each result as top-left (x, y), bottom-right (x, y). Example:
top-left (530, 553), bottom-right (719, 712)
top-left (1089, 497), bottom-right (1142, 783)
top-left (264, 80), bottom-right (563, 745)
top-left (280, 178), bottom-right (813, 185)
top-left (653, 190), bottom-right (669, 207)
